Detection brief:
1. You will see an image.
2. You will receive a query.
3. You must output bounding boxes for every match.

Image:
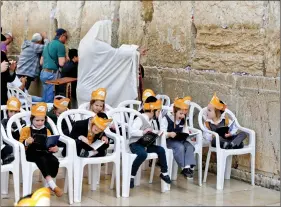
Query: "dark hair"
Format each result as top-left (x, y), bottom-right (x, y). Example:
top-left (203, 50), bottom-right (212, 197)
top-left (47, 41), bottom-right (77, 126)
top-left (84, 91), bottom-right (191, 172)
top-left (143, 96), bottom-right (159, 119)
top-left (68, 49), bottom-right (78, 60)
top-left (97, 112), bottom-right (108, 119)
top-left (30, 115), bottom-right (47, 125)
top-left (90, 99), bottom-right (105, 111)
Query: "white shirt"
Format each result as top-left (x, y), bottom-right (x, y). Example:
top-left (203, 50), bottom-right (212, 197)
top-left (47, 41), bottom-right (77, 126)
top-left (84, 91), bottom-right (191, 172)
top-left (160, 112), bottom-right (184, 138)
top-left (7, 76), bottom-right (30, 104)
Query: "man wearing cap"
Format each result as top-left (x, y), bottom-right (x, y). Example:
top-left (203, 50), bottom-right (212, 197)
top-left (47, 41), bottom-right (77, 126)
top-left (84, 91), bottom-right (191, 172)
top-left (40, 28), bottom-right (68, 103)
top-left (16, 32), bottom-right (49, 90)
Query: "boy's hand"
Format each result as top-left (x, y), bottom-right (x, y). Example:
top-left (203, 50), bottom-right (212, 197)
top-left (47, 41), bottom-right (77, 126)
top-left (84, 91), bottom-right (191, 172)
top-left (169, 132), bottom-right (177, 138)
top-left (9, 60), bottom-right (17, 71)
top-left (101, 136), bottom-right (109, 144)
top-left (49, 145), bottom-right (58, 153)
top-left (26, 137), bottom-right (34, 144)
top-left (143, 128), bottom-right (153, 135)
top-left (225, 133), bottom-right (231, 138)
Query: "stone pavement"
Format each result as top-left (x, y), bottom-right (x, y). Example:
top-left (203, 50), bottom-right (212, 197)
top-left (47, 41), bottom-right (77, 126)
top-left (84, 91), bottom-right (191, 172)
top-left (2, 167), bottom-right (280, 206)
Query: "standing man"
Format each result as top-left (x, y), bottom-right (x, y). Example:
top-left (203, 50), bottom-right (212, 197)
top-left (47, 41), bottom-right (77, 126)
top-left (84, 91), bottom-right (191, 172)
top-left (16, 32), bottom-right (49, 90)
top-left (40, 28), bottom-right (67, 103)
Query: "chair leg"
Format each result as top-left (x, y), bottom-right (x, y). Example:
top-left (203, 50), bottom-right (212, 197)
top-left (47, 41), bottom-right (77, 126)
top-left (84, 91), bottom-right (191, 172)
top-left (197, 152), bottom-right (203, 186)
top-left (115, 160), bottom-right (120, 198)
top-left (73, 163), bottom-right (83, 203)
top-left (224, 155), bottom-right (232, 180)
top-left (122, 157), bottom-right (132, 198)
top-left (105, 163), bottom-right (109, 175)
top-left (203, 148), bottom-right (211, 183)
top-left (110, 163), bottom-right (115, 189)
top-left (64, 168), bottom-right (68, 193)
top-left (149, 159), bottom-right (156, 184)
top-left (251, 153), bottom-right (255, 186)
top-left (88, 164), bottom-right (91, 185)
top-left (216, 154), bottom-right (226, 190)
top-left (171, 160), bottom-right (178, 181)
top-left (22, 168), bottom-right (33, 196)
top-left (67, 166), bottom-right (74, 205)
top-left (13, 170), bottom-right (20, 203)
top-left (97, 164), bottom-right (101, 185)
top-left (1, 172), bottom-right (9, 195)
top-left (91, 165), bottom-right (98, 191)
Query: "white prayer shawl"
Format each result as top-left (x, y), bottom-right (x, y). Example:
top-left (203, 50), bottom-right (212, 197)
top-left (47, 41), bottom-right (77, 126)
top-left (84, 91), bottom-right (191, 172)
top-left (77, 20), bottom-right (140, 107)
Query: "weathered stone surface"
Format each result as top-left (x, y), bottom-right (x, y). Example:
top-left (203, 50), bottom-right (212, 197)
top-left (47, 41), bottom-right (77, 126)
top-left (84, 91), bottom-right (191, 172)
top-left (144, 67), bottom-right (280, 182)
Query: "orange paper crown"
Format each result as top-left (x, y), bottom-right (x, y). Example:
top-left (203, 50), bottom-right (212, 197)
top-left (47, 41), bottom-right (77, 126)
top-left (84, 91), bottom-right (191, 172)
top-left (91, 88), bottom-right (106, 101)
top-left (31, 103), bottom-right (47, 116)
top-left (143, 99), bottom-right (162, 111)
top-left (183, 96), bottom-right (192, 105)
top-left (91, 115), bottom-right (113, 131)
top-left (53, 98), bottom-right (70, 110)
top-left (209, 93), bottom-right (227, 110)
top-left (174, 98), bottom-right (188, 110)
top-left (142, 89), bottom-right (156, 102)
top-left (7, 97), bottom-right (21, 111)
top-left (16, 187), bottom-right (51, 206)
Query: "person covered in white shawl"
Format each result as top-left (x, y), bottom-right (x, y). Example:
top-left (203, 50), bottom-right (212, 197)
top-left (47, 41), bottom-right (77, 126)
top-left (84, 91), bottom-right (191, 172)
top-left (77, 20), bottom-right (147, 107)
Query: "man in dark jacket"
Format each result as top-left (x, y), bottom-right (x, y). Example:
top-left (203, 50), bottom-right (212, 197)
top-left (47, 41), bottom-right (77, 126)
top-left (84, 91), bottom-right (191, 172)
top-left (1, 29), bottom-right (16, 105)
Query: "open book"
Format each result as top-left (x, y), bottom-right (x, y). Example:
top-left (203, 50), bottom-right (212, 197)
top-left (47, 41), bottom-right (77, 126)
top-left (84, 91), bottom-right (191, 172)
top-left (33, 134), bottom-right (60, 149)
top-left (90, 140), bottom-right (105, 151)
top-left (46, 135), bottom-right (60, 148)
top-left (215, 120), bottom-right (236, 138)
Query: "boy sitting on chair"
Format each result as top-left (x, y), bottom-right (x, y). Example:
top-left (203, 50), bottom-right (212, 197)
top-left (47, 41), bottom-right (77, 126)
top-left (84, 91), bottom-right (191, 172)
top-left (129, 96), bottom-right (171, 188)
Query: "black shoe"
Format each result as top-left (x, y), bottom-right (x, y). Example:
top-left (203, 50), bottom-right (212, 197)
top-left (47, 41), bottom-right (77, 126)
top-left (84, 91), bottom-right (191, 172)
top-left (3, 154), bottom-right (15, 165)
top-left (160, 173), bottom-right (171, 184)
top-left (79, 149), bottom-right (89, 157)
top-left (222, 142), bottom-right (230, 149)
top-left (130, 178), bottom-right (135, 189)
top-left (181, 168), bottom-right (193, 179)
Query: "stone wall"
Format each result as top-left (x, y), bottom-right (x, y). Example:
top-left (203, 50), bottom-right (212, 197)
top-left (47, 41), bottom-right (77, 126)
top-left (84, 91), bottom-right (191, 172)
top-left (1, 1), bottom-right (280, 189)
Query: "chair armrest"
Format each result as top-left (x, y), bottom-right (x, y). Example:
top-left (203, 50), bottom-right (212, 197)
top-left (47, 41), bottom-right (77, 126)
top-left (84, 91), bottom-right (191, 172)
top-left (2, 137), bottom-right (20, 160)
top-left (201, 128), bottom-right (221, 150)
top-left (18, 141), bottom-right (28, 164)
top-left (105, 129), bottom-right (121, 154)
top-left (58, 135), bottom-right (76, 158)
top-left (188, 127), bottom-right (203, 147)
top-left (236, 125), bottom-right (255, 147)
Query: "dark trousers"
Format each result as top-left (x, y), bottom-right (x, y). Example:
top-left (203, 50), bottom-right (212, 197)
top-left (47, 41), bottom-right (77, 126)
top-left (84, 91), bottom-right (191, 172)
top-left (211, 132), bottom-right (247, 148)
top-left (129, 142), bottom-right (168, 176)
top-left (75, 139), bottom-right (109, 157)
top-left (1, 144), bottom-right (13, 159)
top-left (17, 75), bottom-right (35, 90)
top-left (26, 146), bottom-right (59, 178)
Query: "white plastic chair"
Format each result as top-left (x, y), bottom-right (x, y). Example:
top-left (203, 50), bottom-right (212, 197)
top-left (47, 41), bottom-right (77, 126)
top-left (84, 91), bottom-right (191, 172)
top-left (150, 103), bottom-right (203, 186)
top-left (1, 124), bottom-right (20, 203)
top-left (117, 100), bottom-right (142, 111)
top-left (78, 102), bottom-right (114, 181)
top-left (107, 107), bottom-right (172, 197)
top-left (57, 109), bottom-right (121, 203)
top-left (198, 107), bottom-right (255, 190)
top-left (6, 111), bottom-right (75, 204)
top-left (7, 86), bottom-right (32, 111)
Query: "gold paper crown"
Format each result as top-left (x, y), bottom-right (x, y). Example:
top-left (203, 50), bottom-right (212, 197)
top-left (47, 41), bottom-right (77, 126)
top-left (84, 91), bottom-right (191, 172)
top-left (91, 88), bottom-right (106, 101)
top-left (143, 99), bottom-right (162, 110)
top-left (16, 187), bottom-right (51, 206)
top-left (209, 93), bottom-right (226, 110)
top-left (174, 98), bottom-right (188, 110)
top-left (142, 89), bottom-right (156, 102)
top-left (31, 103), bottom-right (47, 117)
top-left (7, 97), bottom-right (21, 111)
top-left (91, 115), bottom-right (113, 131)
top-left (53, 98), bottom-right (70, 110)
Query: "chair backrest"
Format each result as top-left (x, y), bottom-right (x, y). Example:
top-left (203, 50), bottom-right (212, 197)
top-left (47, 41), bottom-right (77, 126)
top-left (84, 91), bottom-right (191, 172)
top-left (7, 86), bottom-right (31, 111)
top-left (117, 100), bottom-right (141, 111)
top-left (107, 107), bottom-right (148, 142)
top-left (1, 105), bottom-right (27, 123)
top-left (6, 111), bottom-right (59, 163)
top-left (156, 94), bottom-right (170, 107)
top-left (188, 102), bottom-right (203, 128)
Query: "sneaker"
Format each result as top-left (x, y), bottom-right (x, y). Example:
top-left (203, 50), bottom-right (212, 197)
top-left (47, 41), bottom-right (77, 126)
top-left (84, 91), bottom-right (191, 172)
top-left (52, 186), bottom-right (63, 197)
top-left (2, 154), bottom-right (15, 165)
top-left (79, 149), bottom-right (89, 157)
top-left (159, 173), bottom-right (171, 184)
top-left (181, 168), bottom-right (193, 179)
top-left (130, 178), bottom-right (135, 189)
